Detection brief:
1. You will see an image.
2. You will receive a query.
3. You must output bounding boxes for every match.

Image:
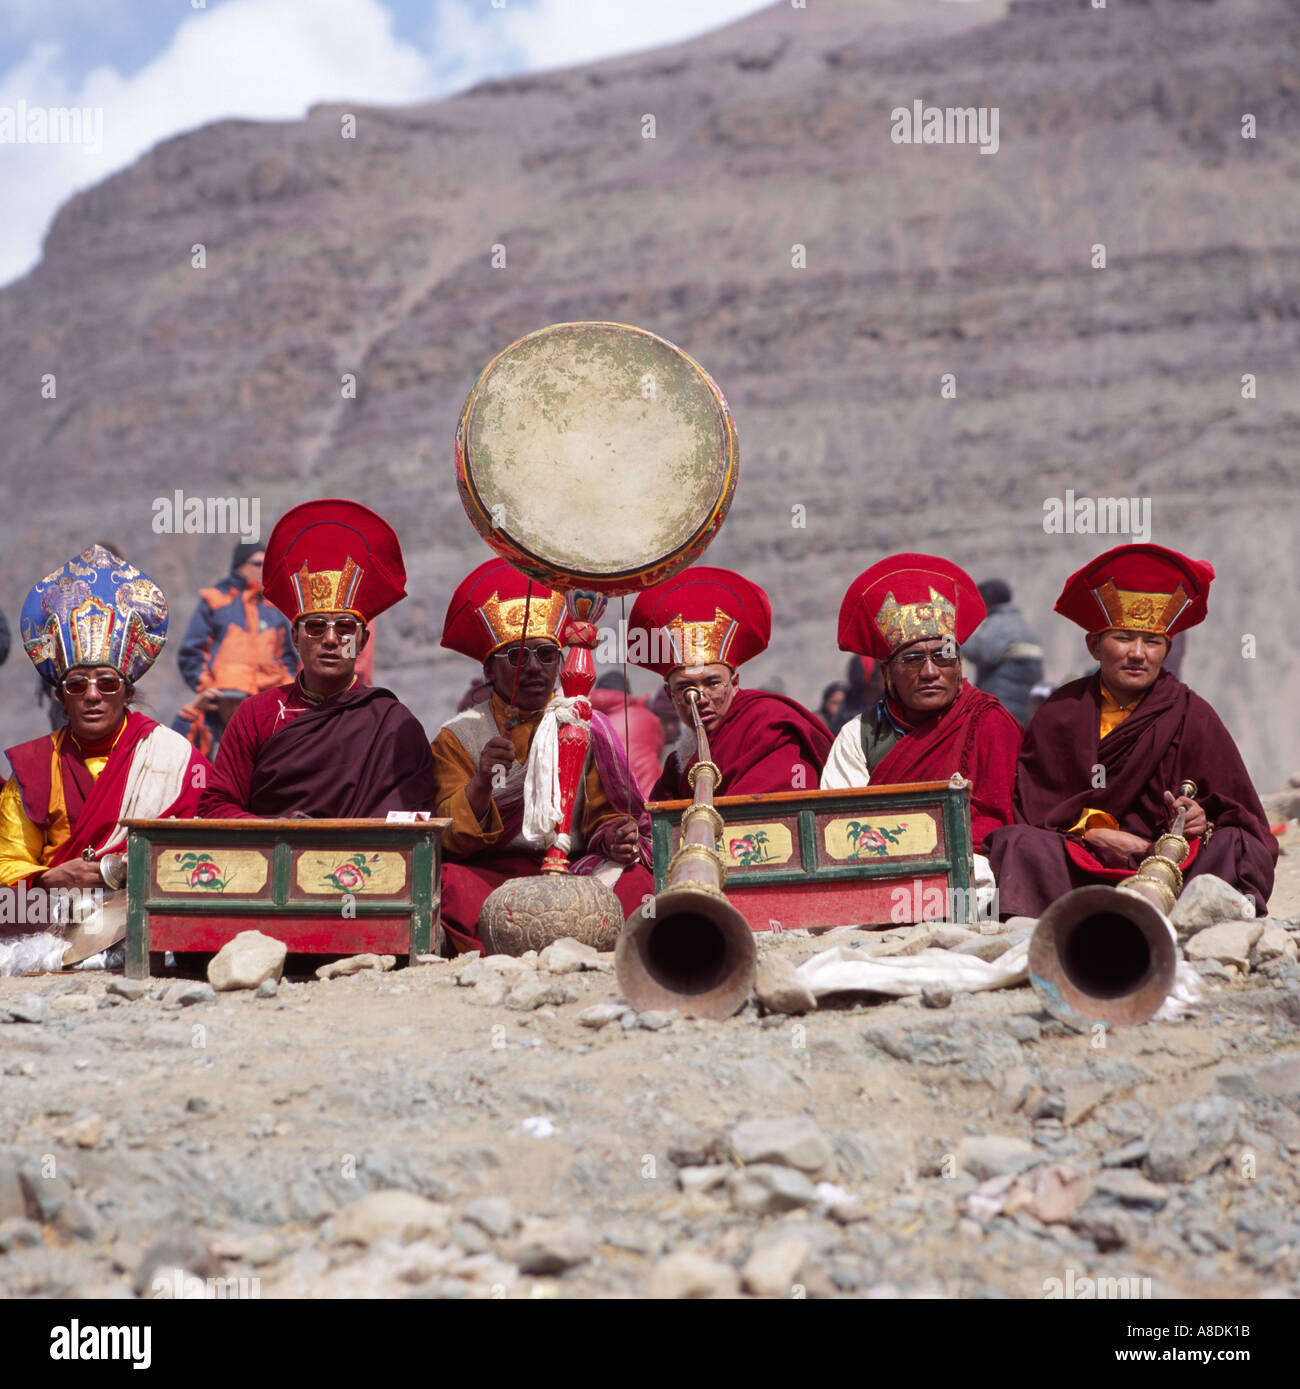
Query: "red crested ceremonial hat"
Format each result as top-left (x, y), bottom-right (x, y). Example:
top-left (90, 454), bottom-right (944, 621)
top-left (1054, 543), bottom-right (1214, 637)
top-left (838, 553), bottom-right (985, 661)
top-left (624, 566), bottom-right (771, 678)
top-left (441, 558), bottom-right (569, 663)
top-left (261, 499), bottom-right (407, 623)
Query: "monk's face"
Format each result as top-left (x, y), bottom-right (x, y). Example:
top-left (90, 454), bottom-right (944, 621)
top-left (666, 663), bottom-right (738, 735)
top-left (294, 611), bottom-right (369, 695)
top-left (484, 638), bottom-right (564, 712)
top-left (1086, 628), bottom-right (1168, 700)
top-left (58, 664), bottom-right (131, 743)
top-left (885, 638), bottom-right (961, 721)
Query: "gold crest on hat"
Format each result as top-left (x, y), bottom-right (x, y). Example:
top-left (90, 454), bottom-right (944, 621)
top-left (873, 587), bottom-right (957, 653)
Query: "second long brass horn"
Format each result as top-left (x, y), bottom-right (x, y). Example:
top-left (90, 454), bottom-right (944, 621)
top-left (1028, 780), bottom-right (1197, 1030)
top-left (615, 689), bottom-right (756, 1020)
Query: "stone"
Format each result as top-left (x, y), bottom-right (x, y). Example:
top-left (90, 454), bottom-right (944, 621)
top-left (956, 1135), bottom-right (1040, 1181)
top-left (3, 995), bottom-right (49, 1024)
top-left (451, 1221), bottom-right (492, 1255)
top-left (869, 924), bottom-right (933, 957)
top-left (1069, 1208), bottom-right (1135, 1252)
top-left (668, 1127), bottom-right (726, 1168)
top-left (510, 1218), bottom-right (593, 1274)
top-left (332, 1190), bottom-right (450, 1247)
top-left (754, 954), bottom-right (816, 1015)
top-left (1254, 925), bottom-right (1299, 962)
top-left (1184, 920), bottom-right (1263, 970)
top-left (741, 1233), bottom-right (810, 1297)
top-left (647, 1249), bottom-right (740, 1299)
top-left (207, 930), bottom-right (286, 992)
top-left (538, 937), bottom-right (602, 974)
top-left (466, 974), bottom-right (510, 1008)
top-left (1170, 875), bottom-right (1256, 933)
top-left (678, 1165), bottom-right (731, 1195)
top-left (255, 977), bottom-right (278, 998)
top-left (1101, 1139), bottom-right (1149, 1168)
top-left (1147, 1096), bottom-right (1242, 1182)
top-left (1003, 1165), bottom-right (1092, 1224)
top-left (461, 1195), bottom-right (513, 1239)
top-left (316, 954), bottom-right (396, 980)
top-left (505, 975), bottom-right (569, 1011)
top-left (637, 1010), bottom-right (676, 1030)
top-left (52, 1196), bottom-right (102, 1242)
top-left (729, 1116), bottom-right (832, 1176)
top-left (456, 955), bottom-right (536, 986)
top-left (921, 984), bottom-right (953, 1009)
top-left (1248, 1055), bottom-right (1300, 1114)
top-left (576, 1002), bottom-right (629, 1029)
top-left (951, 929), bottom-right (1032, 962)
top-left (727, 1164), bottom-right (819, 1215)
top-left (0, 1218), bottom-right (42, 1253)
top-left (50, 993), bottom-right (96, 1013)
top-left (72, 1114), bottom-right (104, 1149)
top-left (106, 976), bottom-right (146, 999)
top-left (1088, 1169), bottom-right (1168, 1211)
top-left (132, 1229), bottom-right (218, 1294)
top-left (18, 1165), bottom-right (70, 1221)
top-left (162, 981), bottom-right (216, 1007)
top-left (1192, 959), bottom-right (1235, 982)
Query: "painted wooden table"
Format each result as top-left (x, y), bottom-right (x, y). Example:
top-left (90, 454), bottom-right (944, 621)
top-left (647, 780), bottom-right (976, 932)
top-left (121, 818), bottom-right (452, 979)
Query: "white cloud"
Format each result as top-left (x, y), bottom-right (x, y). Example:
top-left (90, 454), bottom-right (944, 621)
top-left (0, 0), bottom-right (769, 287)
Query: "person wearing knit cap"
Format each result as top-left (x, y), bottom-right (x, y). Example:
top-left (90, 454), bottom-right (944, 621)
top-left (624, 566), bottom-right (833, 801)
top-left (198, 500), bottom-right (433, 819)
top-left (433, 559), bottom-right (653, 954)
top-left (171, 539), bottom-right (298, 759)
top-left (821, 554), bottom-right (1022, 915)
top-left (959, 578), bottom-right (1045, 727)
top-left (2, 545), bottom-right (210, 961)
top-left (986, 543), bottom-right (1276, 918)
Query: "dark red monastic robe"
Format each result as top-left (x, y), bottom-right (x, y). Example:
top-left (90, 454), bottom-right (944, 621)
top-left (199, 678), bottom-right (434, 818)
top-left (986, 671), bottom-right (1277, 916)
top-left (650, 689), bottom-right (833, 802)
top-left (871, 683), bottom-right (1022, 853)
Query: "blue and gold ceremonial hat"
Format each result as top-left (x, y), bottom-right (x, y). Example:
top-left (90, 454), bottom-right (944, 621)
top-left (20, 545), bottom-right (169, 687)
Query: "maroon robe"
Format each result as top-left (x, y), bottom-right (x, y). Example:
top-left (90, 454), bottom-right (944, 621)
top-left (871, 683), bottom-right (1022, 852)
top-left (651, 689), bottom-right (833, 802)
top-left (199, 678), bottom-right (434, 819)
top-left (986, 671), bottom-right (1276, 916)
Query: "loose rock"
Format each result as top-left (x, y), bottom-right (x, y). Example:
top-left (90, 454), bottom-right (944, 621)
top-left (505, 975), bottom-right (569, 1011)
top-left (956, 1135), bottom-right (1040, 1181)
top-left (576, 1002), bottom-right (628, 1029)
top-left (1170, 875), bottom-right (1256, 933)
top-left (163, 981), bottom-right (216, 1007)
top-left (255, 977), bottom-right (279, 998)
top-left (316, 954), bottom-right (396, 980)
top-left (741, 1233), bottom-right (810, 1297)
top-left (332, 1190), bottom-right (449, 1247)
top-left (207, 930), bottom-right (286, 992)
top-left (727, 1163), bottom-right (819, 1215)
top-left (461, 1195), bottom-right (513, 1240)
top-left (509, 1217), bottom-right (592, 1274)
top-left (1184, 920), bottom-right (1263, 970)
top-left (537, 938), bottom-right (602, 974)
top-left (647, 1249), bottom-right (740, 1299)
top-left (754, 954), bottom-right (816, 1014)
top-left (1147, 1096), bottom-right (1242, 1182)
top-left (3, 995), bottom-right (49, 1024)
top-left (729, 1116), bottom-right (832, 1176)
top-left (106, 977), bottom-right (148, 1000)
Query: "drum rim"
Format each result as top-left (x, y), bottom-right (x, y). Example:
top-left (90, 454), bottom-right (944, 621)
top-left (454, 320), bottom-right (738, 587)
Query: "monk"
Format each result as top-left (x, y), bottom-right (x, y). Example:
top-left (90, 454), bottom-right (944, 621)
top-left (624, 566), bottom-right (833, 801)
top-left (986, 544), bottom-right (1277, 917)
top-left (2, 546), bottom-right (209, 959)
top-left (433, 559), bottom-right (654, 954)
top-left (199, 500), bottom-right (433, 819)
top-left (820, 554), bottom-right (1022, 916)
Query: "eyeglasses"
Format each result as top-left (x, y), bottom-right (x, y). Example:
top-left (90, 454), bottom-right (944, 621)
top-left (496, 643), bottom-right (563, 669)
top-left (61, 674), bottom-right (124, 695)
top-left (892, 649), bottom-right (960, 670)
top-left (298, 617), bottom-right (363, 640)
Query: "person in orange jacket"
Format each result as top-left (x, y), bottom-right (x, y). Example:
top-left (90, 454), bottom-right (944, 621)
top-left (171, 542), bottom-right (298, 758)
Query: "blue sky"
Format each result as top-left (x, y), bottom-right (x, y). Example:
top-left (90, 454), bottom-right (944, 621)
top-left (0, 0), bottom-right (772, 287)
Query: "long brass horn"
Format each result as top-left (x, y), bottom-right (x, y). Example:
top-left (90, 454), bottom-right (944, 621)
top-left (615, 688), bottom-right (756, 1019)
top-left (1028, 780), bottom-right (1197, 1030)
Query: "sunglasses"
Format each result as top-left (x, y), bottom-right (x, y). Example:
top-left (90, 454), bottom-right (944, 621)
top-left (61, 674), bottom-right (124, 696)
top-left (892, 649), bottom-right (960, 670)
top-left (496, 643), bottom-right (563, 669)
top-left (298, 617), bottom-right (363, 640)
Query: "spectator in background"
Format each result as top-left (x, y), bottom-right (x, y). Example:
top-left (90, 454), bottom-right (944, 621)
top-left (818, 680), bottom-right (850, 730)
top-left (171, 542), bottom-right (297, 759)
top-left (959, 579), bottom-right (1045, 727)
top-left (590, 671), bottom-right (665, 800)
top-left (832, 655), bottom-right (885, 734)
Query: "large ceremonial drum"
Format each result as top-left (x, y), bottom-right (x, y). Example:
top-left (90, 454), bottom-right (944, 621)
top-left (455, 321), bottom-right (738, 596)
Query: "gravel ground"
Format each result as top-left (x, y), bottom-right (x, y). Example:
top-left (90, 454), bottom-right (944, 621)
top-left (1, 826), bottom-right (1297, 1301)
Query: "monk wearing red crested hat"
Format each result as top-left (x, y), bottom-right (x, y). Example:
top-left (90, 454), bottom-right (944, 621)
top-left (433, 559), bottom-right (654, 954)
top-left (625, 567), bottom-right (833, 801)
top-left (199, 500), bottom-right (434, 818)
top-left (822, 554), bottom-right (1023, 912)
top-left (986, 544), bottom-right (1277, 918)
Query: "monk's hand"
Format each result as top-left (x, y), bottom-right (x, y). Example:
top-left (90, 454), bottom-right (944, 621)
top-left (1083, 826), bottom-right (1151, 858)
top-left (607, 817), bottom-right (641, 865)
top-left (1163, 789), bottom-right (1207, 838)
top-left (474, 736), bottom-right (516, 792)
top-left (39, 858), bottom-right (104, 890)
